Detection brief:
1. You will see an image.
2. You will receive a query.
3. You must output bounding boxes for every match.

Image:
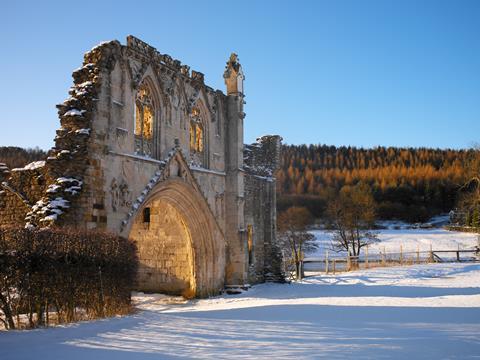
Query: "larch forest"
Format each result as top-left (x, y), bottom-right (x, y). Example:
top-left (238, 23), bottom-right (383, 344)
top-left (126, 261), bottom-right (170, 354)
top-left (2, 144), bottom-right (477, 223)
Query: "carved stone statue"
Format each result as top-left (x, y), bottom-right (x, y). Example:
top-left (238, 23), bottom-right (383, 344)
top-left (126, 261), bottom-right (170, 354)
top-left (111, 178), bottom-right (131, 211)
top-left (110, 178), bottom-right (119, 211)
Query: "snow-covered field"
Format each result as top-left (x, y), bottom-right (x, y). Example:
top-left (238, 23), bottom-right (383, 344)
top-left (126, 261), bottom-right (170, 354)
top-left (308, 227), bottom-right (480, 259)
top-left (1, 262), bottom-right (480, 359)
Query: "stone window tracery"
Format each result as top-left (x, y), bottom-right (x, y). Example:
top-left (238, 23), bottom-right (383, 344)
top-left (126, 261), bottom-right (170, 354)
top-left (189, 107), bottom-right (204, 153)
top-left (135, 84), bottom-right (155, 157)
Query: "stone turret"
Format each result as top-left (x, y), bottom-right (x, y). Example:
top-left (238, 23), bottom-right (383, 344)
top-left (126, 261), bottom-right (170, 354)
top-left (224, 53), bottom-right (247, 285)
top-left (223, 53), bottom-right (245, 96)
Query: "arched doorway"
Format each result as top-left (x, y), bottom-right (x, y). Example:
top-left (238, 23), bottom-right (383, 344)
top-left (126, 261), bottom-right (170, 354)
top-left (130, 198), bottom-right (194, 295)
top-left (127, 178), bottom-right (225, 297)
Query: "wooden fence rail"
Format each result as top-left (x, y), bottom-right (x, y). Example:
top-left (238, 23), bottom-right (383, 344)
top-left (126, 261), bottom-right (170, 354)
top-left (302, 248), bottom-right (480, 274)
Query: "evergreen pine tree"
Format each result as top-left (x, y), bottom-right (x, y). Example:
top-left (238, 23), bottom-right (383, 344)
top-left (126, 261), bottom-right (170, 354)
top-left (472, 209), bottom-right (480, 228)
top-left (465, 211), bottom-right (471, 227)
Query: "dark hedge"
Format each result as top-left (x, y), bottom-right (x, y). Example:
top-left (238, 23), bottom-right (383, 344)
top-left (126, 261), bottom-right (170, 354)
top-left (0, 227), bottom-right (138, 329)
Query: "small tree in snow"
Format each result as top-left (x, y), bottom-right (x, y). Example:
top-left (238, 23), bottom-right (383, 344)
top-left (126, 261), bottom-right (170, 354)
top-left (457, 147), bottom-right (480, 227)
top-left (327, 183), bottom-right (378, 264)
top-left (465, 211), bottom-right (471, 227)
top-left (278, 207), bottom-right (318, 279)
top-left (472, 208), bottom-right (480, 228)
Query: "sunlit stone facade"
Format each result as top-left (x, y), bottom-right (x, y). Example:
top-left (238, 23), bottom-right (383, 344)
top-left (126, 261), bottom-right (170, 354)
top-left (0, 36), bottom-right (284, 296)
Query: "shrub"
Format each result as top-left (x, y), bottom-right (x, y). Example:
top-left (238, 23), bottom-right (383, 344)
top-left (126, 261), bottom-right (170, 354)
top-left (277, 195), bottom-right (328, 219)
top-left (0, 227), bottom-right (137, 329)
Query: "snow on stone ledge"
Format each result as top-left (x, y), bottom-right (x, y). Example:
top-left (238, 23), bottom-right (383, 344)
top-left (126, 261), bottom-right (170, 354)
top-left (64, 185), bottom-right (82, 195)
top-left (75, 128), bottom-right (91, 135)
top-left (46, 184), bottom-right (62, 193)
top-left (73, 63), bottom-right (95, 73)
top-left (41, 214), bottom-right (59, 222)
top-left (0, 163), bottom-right (10, 174)
top-left (89, 41), bottom-right (110, 52)
top-left (64, 109), bottom-right (86, 117)
top-left (57, 177), bottom-right (83, 185)
top-left (48, 197), bottom-right (70, 209)
top-left (12, 161), bottom-right (46, 172)
top-left (22, 161), bottom-right (46, 170)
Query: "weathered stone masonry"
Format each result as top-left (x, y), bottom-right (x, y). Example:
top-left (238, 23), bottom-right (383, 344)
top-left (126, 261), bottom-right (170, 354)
top-left (244, 135), bottom-right (284, 283)
top-left (0, 36), bottom-right (284, 296)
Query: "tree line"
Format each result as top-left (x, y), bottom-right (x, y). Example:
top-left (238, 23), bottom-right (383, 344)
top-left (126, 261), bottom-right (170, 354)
top-left (277, 144), bottom-right (477, 222)
top-left (0, 144), bottom-right (476, 224)
top-left (0, 146), bottom-right (47, 169)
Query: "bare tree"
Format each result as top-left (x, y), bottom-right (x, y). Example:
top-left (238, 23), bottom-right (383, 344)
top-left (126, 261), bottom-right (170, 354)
top-left (278, 207), bottom-right (318, 279)
top-left (327, 183), bottom-right (378, 262)
top-left (457, 147), bottom-right (480, 226)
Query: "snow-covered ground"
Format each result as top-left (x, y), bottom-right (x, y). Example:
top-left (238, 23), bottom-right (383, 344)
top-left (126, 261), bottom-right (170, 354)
top-left (1, 262), bottom-right (480, 359)
top-left (308, 228), bottom-right (480, 259)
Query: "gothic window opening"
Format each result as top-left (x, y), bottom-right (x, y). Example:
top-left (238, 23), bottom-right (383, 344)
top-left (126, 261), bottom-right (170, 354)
top-left (135, 84), bottom-right (155, 157)
top-left (189, 107), bottom-right (204, 154)
top-left (247, 224), bottom-right (254, 265)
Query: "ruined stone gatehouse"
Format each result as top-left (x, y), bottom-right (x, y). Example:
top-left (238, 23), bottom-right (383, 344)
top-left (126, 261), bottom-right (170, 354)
top-left (0, 36), bottom-right (284, 297)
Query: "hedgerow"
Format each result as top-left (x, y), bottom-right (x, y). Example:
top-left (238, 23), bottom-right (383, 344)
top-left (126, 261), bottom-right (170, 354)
top-left (0, 227), bottom-right (137, 329)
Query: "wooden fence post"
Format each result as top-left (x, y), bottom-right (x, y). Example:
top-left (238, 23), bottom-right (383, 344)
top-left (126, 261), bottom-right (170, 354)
top-left (347, 254), bottom-right (351, 271)
top-left (325, 250), bottom-right (329, 274)
top-left (429, 243), bottom-right (433, 263)
top-left (365, 245), bottom-right (369, 269)
top-left (45, 300), bottom-right (49, 327)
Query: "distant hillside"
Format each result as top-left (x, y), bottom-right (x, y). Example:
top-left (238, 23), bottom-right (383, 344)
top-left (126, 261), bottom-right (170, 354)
top-left (277, 144), bottom-right (477, 222)
top-left (0, 146), bottom-right (47, 169)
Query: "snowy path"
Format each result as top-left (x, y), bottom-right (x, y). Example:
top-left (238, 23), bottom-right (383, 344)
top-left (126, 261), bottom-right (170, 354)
top-left (1, 263), bottom-right (480, 359)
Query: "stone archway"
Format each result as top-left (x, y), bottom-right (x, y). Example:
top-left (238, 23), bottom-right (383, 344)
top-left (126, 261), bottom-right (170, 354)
top-left (128, 178), bottom-right (225, 297)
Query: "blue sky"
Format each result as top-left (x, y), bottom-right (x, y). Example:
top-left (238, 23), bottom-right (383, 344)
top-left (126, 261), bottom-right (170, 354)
top-left (1, 0), bottom-right (479, 150)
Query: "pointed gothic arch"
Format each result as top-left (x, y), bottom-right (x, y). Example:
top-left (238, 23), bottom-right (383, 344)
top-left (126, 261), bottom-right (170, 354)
top-left (128, 178), bottom-right (225, 297)
top-left (189, 98), bottom-right (210, 167)
top-left (134, 76), bottom-right (162, 158)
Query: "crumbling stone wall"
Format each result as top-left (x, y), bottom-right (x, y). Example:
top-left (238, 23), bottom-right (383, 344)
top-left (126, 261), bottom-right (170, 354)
top-left (0, 162), bottom-right (47, 226)
top-left (0, 42), bottom-right (120, 229)
top-left (244, 136), bottom-right (284, 282)
top-left (27, 41), bottom-right (121, 228)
